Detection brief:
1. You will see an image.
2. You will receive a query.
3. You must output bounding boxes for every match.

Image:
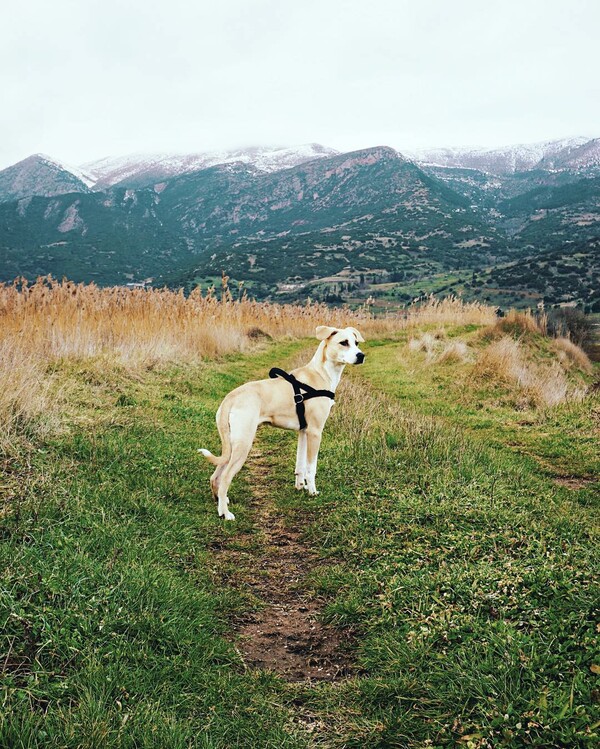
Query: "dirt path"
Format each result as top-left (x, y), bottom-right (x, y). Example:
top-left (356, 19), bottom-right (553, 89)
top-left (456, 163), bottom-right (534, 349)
top-left (215, 445), bottom-right (355, 682)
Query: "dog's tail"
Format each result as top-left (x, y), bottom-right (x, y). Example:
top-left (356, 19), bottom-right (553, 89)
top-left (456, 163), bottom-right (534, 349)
top-left (197, 448), bottom-right (225, 465)
top-left (198, 404), bottom-right (231, 466)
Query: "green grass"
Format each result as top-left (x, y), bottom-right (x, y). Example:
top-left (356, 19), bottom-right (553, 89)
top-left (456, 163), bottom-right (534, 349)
top-left (1, 332), bottom-right (598, 747)
top-left (359, 329), bottom-right (599, 483)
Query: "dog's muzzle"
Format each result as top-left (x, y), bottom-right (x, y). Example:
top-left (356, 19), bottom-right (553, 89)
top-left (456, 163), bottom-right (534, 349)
top-left (355, 352), bottom-right (365, 364)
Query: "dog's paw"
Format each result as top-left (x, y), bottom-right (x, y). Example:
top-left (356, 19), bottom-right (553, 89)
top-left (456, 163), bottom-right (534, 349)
top-left (220, 510), bottom-right (236, 521)
top-left (307, 487), bottom-right (319, 496)
top-left (295, 478), bottom-right (306, 490)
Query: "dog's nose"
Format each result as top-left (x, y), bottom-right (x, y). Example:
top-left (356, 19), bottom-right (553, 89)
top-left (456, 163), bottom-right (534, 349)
top-left (356, 352), bottom-right (365, 364)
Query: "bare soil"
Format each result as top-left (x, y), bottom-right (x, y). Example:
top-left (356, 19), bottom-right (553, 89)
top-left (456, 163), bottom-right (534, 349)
top-left (215, 447), bottom-right (356, 682)
top-left (553, 475), bottom-right (597, 490)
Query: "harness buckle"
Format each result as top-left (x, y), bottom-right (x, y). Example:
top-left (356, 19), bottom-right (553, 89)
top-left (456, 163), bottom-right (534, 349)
top-left (293, 393), bottom-right (304, 404)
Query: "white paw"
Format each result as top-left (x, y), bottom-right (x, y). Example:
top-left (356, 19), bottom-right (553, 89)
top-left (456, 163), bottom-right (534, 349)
top-left (218, 500), bottom-right (234, 520)
top-left (307, 486), bottom-right (319, 496)
top-left (295, 477), bottom-right (306, 490)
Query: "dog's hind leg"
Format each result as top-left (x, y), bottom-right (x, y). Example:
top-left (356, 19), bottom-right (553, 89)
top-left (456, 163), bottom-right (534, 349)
top-left (209, 405), bottom-right (231, 498)
top-left (216, 408), bottom-right (259, 520)
top-left (210, 463), bottom-right (226, 499)
top-left (295, 430), bottom-right (307, 489)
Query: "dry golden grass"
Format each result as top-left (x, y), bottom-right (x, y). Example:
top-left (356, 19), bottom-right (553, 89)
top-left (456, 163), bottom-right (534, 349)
top-left (0, 279), bottom-right (496, 446)
top-left (436, 340), bottom-right (470, 364)
top-left (473, 336), bottom-right (586, 408)
top-left (406, 295), bottom-right (496, 328)
top-left (0, 341), bottom-right (51, 450)
top-left (552, 336), bottom-right (593, 373)
top-left (492, 308), bottom-right (547, 337)
top-left (0, 280), bottom-right (492, 363)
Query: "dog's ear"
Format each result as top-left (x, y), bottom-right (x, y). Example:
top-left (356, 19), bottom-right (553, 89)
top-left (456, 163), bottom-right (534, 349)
top-left (348, 327), bottom-right (365, 343)
top-left (315, 325), bottom-right (337, 340)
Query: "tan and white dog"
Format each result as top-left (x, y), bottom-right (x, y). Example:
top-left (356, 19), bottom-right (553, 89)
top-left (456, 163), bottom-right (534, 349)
top-left (199, 325), bottom-right (365, 519)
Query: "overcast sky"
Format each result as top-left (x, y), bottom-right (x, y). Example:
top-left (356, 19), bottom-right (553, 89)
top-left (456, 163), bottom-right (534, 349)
top-left (1, 0), bottom-right (598, 169)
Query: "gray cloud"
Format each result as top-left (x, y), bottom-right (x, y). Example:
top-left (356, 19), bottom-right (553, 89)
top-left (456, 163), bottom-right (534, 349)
top-left (1, 0), bottom-right (598, 169)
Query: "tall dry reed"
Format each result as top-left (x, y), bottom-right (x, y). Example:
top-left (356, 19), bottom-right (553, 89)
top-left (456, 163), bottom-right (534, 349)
top-left (0, 281), bottom-right (495, 362)
top-left (0, 278), bottom-right (496, 446)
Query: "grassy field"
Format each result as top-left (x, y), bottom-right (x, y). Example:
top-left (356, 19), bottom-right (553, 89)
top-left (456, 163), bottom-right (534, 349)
top-left (1, 295), bottom-right (599, 747)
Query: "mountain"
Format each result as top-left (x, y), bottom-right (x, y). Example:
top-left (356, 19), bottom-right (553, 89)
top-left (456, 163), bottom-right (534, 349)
top-left (537, 137), bottom-right (600, 172)
top-left (0, 146), bottom-right (500, 290)
top-left (0, 188), bottom-right (192, 284)
top-left (0, 139), bottom-right (598, 311)
top-left (0, 154), bottom-right (94, 203)
top-left (408, 137), bottom-right (593, 175)
top-left (158, 146), bottom-right (475, 237)
top-left (81, 144), bottom-right (339, 189)
top-left (163, 146), bottom-right (507, 298)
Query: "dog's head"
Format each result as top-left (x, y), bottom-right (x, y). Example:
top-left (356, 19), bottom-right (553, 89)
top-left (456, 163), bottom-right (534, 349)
top-left (315, 326), bottom-right (366, 365)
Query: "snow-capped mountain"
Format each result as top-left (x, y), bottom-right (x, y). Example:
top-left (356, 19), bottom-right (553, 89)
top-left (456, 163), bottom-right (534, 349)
top-left (1, 141), bottom-right (598, 309)
top-left (537, 137), bottom-right (600, 171)
top-left (407, 137), bottom-right (593, 175)
top-left (0, 153), bottom-right (95, 203)
top-left (81, 144), bottom-right (340, 189)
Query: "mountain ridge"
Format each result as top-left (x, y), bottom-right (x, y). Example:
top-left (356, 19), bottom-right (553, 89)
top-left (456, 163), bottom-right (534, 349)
top-left (0, 138), bottom-right (598, 311)
top-left (81, 143), bottom-right (340, 190)
top-left (407, 136), bottom-right (599, 175)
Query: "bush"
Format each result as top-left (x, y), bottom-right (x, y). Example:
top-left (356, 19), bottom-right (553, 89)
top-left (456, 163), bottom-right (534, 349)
top-left (547, 308), bottom-right (593, 347)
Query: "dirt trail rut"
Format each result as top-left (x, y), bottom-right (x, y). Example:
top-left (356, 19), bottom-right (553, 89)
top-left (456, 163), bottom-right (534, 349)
top-left (215, 446), bottom-right (355, 682)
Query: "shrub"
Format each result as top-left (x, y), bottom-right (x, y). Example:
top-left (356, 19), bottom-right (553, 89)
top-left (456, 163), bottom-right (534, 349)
top-left (547, 308), bottom-right (593, 347)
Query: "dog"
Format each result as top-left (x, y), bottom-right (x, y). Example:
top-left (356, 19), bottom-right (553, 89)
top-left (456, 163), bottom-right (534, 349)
top-left (199, 325), bottom-right (365, 519)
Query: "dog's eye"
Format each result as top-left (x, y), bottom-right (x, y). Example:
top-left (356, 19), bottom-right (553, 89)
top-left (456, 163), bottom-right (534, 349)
top-left (340, 340), bottom-right (349, 347)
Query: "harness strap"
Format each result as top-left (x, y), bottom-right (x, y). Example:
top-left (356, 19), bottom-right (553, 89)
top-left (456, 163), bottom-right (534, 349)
top-left (269, 367), bottom-right (335, 430)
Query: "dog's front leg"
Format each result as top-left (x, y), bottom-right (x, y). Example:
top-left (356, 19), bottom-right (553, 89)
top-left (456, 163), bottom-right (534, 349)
top-left (305, 428), bottom-right (322, 495)
top-left (295, 430), bottom-right (308, 489)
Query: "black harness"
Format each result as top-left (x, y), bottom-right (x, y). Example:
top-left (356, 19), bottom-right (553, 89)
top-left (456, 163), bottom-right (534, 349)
top-left (269, 367), bottom-right (335, 430)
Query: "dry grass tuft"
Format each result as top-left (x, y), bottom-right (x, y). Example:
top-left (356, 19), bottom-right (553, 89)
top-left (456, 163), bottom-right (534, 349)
top-left (493, 309), bottom-right (547, 337)
top-left (408, 333), bottom-right (470, 364)
top-left (473, 336), bottom-right (586, 408)
top-left (437, 340), bottom-right (470, 364)
top-left (408, 333), bottom-right (438, 356)
top-left (475, 337), bottom-right (524, 382)
top-left (552, 337), bottom-right (593, 373)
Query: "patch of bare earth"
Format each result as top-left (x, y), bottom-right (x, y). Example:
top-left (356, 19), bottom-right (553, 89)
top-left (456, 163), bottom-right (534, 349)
top-left (553, 475), bottom-right (597, 490)
top-left (215, 447), bottom-right (356, 683)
